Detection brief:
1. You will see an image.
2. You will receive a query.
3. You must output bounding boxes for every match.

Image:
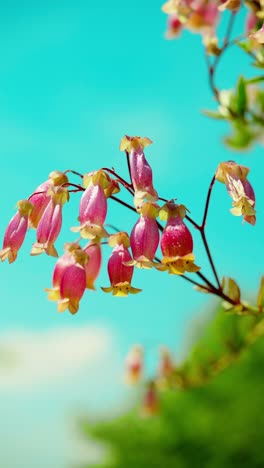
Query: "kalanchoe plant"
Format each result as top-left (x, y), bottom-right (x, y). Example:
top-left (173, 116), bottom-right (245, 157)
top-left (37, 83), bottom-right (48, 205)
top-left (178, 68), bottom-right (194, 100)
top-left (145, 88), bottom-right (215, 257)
top-left (0, 135), bottom-right (260, 316)
top-left (2, 2), bottom-right (264, 410)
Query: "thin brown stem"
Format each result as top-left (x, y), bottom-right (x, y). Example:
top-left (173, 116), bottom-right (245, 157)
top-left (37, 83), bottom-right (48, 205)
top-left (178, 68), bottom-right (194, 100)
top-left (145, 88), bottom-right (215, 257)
top-left (202, 176), bottom-right (216, 229)
top-left (102, 167), bottom-right (134, 195)
top-left (125, 150), bottom-right (132, 185)
top-left (64, 169), bottom-right (83, 178)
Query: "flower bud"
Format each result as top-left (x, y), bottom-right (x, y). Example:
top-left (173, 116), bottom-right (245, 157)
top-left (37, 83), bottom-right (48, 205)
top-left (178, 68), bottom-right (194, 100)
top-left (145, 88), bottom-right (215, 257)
top-left (129, 202), bottom-right (160, 269)
top-left (31, 186), bottom-right (69, 257)
top-left (72, 170), bottom-right (108, 239)
top-left (0, 200), bottom-right (33, 263)
top-left (29, 171), bottom-right (68, 229)
top-left (157, 203), bottom-right (200, 274)
top-left (102, 232), bottom-right (141, 296)
top-left (120, 136), bottom-right (158, 206)
top-left (46, 242), bottom-right (87, 314)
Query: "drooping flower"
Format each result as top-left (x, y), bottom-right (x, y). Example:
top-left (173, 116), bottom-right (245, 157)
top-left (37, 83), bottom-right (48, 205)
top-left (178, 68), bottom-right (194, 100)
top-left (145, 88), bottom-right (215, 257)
top-left (165, 14), bottom-right (183, 39)
top-left (83, 241), bottom-right (102, 290)
top-left (128, 202), bottom-right (160, 269)
top-left (125, 345), bottom-right (144, 384)
top-left (215, 161), bottom-right (256, 225)
top-left (45, 242), bottom-right (87, 314)
top-left (141, 381), bottom-right (159, 417)
top-left (158, 346), bottom-right (174, 379)
top-left (31, 186), bottom-right (69, 256)
top-left (0, 200), bottom-right (33, 263)
top-left (72, 170), bottom-right (109, 240)
top-left (162, 0), bottom-right (219, 36)
top-left (120, 135), bottom-right (158, 207)
top-left (28, 171), bottom-right (68, 229)
top-left (157, 202), bottom-right (200, 274)
top-left (101, 232), bottom-right (141, 296)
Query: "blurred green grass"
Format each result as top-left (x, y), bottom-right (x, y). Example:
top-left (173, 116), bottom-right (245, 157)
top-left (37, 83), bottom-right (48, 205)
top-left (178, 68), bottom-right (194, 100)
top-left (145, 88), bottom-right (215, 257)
top-left (81, 308), bottom-right (264, 468)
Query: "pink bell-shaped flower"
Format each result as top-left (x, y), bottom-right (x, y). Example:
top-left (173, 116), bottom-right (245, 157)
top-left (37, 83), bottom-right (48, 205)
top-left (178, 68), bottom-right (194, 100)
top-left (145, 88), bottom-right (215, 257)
top-left (31, 186), bottom-right (69, 257)
top-left (72, 170), bottom-right (109, 240)
top-left (128, 202), bottom-right (160, 268)
top-left (0, 200), bottom-right (33, 263)
top-left (28, 171), bottom-right (68, 229)
top-left (215, 161), bottom-right (256, 225)
top-left (83, 241), bottom-right (102, 290)
top-left (157, 202), bottom-right (200, 274)
top-left (101, 232), bottom-right (142, 296)
top-left (120, 135), bottom-right (158, 206)
top-left (46, 243), bottom-right (87, 314)
top-left (165, 15), bottom-right (182, 39)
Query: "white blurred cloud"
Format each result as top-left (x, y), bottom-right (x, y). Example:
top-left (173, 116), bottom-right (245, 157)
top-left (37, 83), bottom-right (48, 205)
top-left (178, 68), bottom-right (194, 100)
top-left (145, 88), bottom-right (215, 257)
top-left (0, 326), bottom-right (111, 391)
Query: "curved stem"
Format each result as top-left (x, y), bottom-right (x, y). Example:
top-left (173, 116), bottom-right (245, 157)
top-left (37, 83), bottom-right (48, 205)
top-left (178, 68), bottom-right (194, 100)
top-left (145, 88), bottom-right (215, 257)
top-left (64, 169), bottom-right (83, 178)
top-left (102, 167), bottom-right (134, 195)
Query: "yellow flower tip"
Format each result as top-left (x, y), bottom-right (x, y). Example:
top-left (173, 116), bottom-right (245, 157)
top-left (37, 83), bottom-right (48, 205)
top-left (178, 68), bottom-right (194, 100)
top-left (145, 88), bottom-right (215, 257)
top-left (125, 256), bottom-right (156, 269)
top-left (108, 232), bottom-right (130, 248)
top-left (77, 223), bottom-right (109, 240)
top-left (101, 282), bottom-right (142, 297)
top-left (16, 199), bottom-right (34, 217)
top-left (215, 162), bottom-right (250, 184)
top-left (162, 0), bottom-right (177, 14)
top-left (30, 243), bottom-right (45, 256)
top-left (57, 298), bottom-right (80, 314)
top-left (83, 170), bottom-right (111, 190)
top-left (101, 286), bottom-right (113, 294)
top-left (51, 186), bottom-right (69, 205)
top-left (0, 247), bottom-right (12, 263)
top-left (31, 243), bottom-right (58, 257)
top-left (159, 202), bottom-right (186, 221)
top-left (86, 280), bottom-right (96, 291)
top-left (49, 170), bottom-right (69, 186)
top-left (46, 243), bottom-right (59, 257)
top-left (45, 287), bottom-right (60, 302)
top-left (119, 135), bottom-right (152, 152)
top-left (230, 197), bottom-right (256, 218)
top-left (139, 201), bottom-right (160, 218)
top-left (134, 190), bottom-right (158, 208)
top-left (162, 253), bottom-right (200, 275)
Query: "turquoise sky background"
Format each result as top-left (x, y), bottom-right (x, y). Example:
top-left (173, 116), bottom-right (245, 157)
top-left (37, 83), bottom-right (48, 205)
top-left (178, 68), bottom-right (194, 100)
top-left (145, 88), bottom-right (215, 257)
top-left (0, 2), bottom-right (263, 466)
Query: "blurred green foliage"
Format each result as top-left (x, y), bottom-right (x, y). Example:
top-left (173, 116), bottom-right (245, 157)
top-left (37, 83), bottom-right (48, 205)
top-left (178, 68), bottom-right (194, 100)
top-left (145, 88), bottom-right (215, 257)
top-left (82, 308), bottom-right (264, 468)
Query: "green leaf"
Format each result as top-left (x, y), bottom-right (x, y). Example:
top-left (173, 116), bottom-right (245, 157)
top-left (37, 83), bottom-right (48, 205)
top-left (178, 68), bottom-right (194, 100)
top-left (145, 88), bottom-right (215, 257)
top-left (224, 121), bottom-right (256, 150)
top-left (257, 276), bottom-right (264, 310)
top-left (202, 109), bottom-right (226, 120)
top-left (246, 76), bottom-right (264, 85)
top-left (236, 76), bottom-right (247, 116)
top-left (236, 41), bottom-right (252, 54)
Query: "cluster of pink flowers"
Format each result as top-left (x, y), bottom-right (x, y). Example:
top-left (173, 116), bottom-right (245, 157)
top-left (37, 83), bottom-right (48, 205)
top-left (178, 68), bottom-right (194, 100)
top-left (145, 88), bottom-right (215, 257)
top-left (162, 0), bottom-right (220, 41)
top-left (0, 135), bottom-right (256, 314)
top-left (162, 0), bottom-right (264, 53)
